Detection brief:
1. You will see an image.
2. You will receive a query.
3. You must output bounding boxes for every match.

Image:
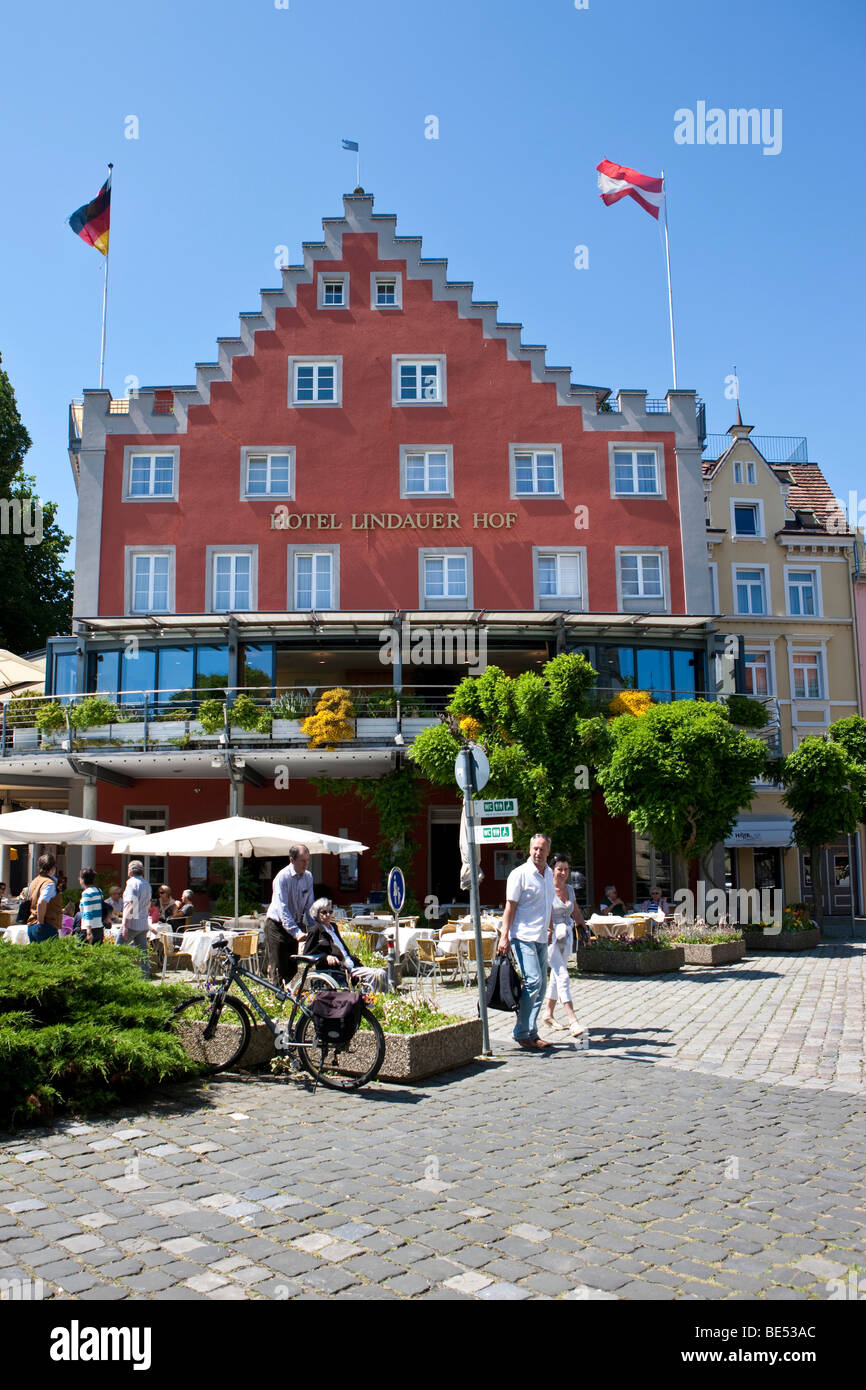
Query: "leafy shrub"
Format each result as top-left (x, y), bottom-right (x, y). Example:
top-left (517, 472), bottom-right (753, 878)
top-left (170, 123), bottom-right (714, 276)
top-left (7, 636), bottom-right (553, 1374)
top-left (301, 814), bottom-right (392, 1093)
top-left (0, 938), bottom-right (199, 1127)
top-left (608, 689), bottom-right (653, 717)
top-left (68, 695), bottom-right (120, 730)
top-left (726, 694), bottom-right (769, 728)
top-left (35, 701), bottom-right (67, 735)
top-left (3, 697), bottom-right (42, 728)
top-left (230, 692), bottom-right (272, 733)
top-left (301, 688), bottom-right (356, 749)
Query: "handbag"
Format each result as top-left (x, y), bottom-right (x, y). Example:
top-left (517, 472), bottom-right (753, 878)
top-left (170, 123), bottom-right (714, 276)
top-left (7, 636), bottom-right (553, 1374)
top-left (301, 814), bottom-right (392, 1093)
top-left (485, 952), bottom-right (523, 1013)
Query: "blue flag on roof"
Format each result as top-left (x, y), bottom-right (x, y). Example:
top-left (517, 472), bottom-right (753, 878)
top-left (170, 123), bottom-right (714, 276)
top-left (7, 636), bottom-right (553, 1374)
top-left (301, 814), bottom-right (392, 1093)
top-left (342, 139), bottom-right (359, 151)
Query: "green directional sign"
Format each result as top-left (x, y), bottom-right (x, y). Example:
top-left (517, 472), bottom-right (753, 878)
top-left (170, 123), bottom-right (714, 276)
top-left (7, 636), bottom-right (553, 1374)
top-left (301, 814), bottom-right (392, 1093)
top-left (473, 797), bottom-right (518, 818)
top-left (473, 822), bottom-right (513, 844)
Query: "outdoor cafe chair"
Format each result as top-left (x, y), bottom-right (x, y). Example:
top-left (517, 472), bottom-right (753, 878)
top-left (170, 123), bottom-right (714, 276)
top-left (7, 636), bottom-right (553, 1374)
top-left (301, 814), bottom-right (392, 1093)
top-left (416, 936), bottom-right (460, 991)
top-left (158, 929), bottom-right (194, 980)
top-left (465, 934), bottom-right (496, 983)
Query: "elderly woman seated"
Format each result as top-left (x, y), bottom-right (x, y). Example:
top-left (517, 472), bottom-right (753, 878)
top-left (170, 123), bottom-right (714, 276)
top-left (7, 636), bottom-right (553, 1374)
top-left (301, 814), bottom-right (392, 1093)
top-left (303, 898), bottom-right (387, 993)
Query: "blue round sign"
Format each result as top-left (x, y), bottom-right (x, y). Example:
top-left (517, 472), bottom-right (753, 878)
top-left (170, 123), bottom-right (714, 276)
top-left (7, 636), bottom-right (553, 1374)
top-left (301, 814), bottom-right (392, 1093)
top-left (387, 866), bottom-right (406, 914)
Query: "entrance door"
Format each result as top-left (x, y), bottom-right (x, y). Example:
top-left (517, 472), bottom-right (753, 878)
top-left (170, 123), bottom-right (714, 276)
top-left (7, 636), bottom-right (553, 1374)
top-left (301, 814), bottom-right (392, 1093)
top-left (429, 818), bottom-right (467, 914)
top-left (800, 843), bottom-right (856, 916)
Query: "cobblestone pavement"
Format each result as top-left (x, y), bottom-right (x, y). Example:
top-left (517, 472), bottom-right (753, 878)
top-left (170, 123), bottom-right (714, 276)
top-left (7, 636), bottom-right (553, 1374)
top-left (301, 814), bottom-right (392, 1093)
top-left (2, 940), bottom-right (865, 1303)
top-left (443, 940), bottom-right (866, 1096)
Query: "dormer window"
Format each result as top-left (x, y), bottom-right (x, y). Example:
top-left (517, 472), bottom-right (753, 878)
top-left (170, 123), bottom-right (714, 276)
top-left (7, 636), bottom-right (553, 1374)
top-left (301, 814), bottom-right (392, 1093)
top-left (733, 460), bottom-right (756, 485)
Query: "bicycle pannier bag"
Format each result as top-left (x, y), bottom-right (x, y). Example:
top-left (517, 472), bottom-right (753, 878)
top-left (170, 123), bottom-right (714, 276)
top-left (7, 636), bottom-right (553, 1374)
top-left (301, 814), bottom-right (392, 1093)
top-left (309, 990), bottom-right (364, 1048)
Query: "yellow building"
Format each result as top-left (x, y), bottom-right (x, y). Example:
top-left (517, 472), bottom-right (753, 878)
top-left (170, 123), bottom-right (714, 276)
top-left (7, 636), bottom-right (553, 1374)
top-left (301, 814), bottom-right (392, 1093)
top-left (703, 420), bottom-right (862, 919)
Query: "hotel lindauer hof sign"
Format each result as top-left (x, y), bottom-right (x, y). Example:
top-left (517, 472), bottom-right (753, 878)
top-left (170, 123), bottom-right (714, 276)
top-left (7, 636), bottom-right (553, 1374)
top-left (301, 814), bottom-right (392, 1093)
top-left (269, 507), bottom-right (521, 531)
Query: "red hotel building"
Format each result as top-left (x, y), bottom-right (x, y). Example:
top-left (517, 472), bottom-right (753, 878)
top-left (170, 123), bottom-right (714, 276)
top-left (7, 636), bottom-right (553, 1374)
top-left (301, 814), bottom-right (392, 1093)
top-left (14, 191), bottom-right (716, 907)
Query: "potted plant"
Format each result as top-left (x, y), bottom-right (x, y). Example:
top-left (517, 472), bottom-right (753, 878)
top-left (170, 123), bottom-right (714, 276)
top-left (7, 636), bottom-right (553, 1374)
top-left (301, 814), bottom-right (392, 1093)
top-left (67, 695), bottom-right (121, 747)
top-left (743, 903), bottom-right (821, 952)
top-left (149, 706), bottom-right (192, 744)
top-left (229, 692), bottom-right (272, 741)
top-left (666, 922), bottom-right (746, 966)
top-left (270, 691), bottom-right (309, 741)
top-left (358, 687), bottom-right (398, 739)
top-left (301, 688), bottom-right (356, 749)
top-left (34, 700), bottom-right (69, 750)
top-left (576, 934), bottom-right (685, 976)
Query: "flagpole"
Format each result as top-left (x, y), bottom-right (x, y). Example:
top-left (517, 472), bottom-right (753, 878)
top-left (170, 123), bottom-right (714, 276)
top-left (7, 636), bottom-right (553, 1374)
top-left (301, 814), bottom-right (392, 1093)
top-left (98, 163), bottom-right (113, 390)
top-left (660, 169), bottom-right (678, 389)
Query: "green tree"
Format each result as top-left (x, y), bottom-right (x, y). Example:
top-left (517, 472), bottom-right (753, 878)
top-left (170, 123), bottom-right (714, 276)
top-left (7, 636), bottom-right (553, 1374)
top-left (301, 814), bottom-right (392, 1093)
top-left (781, 733), bottom-right (866, 928)
top-left (0, 357), bottom-right (73, 651)
top-left (580, 701), bottom-right (768, 887)
top-left (410, 654), bottom-right (598, 854)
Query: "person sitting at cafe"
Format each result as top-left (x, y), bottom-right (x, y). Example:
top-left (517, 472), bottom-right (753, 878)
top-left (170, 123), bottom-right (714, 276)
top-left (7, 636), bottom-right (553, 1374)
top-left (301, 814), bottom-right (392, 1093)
top-left (176, 888), bottom-right (195, 924)
top-left (156, 885), bottom-right (180, 922)
top-left (107, 885), bottom-right (124, 921)
top-left (599, 884), bottom-right (628, 916)
top-left (638, 887), bottom-right (671, 915)
top-left (304, 897), bottom-right (387, 993)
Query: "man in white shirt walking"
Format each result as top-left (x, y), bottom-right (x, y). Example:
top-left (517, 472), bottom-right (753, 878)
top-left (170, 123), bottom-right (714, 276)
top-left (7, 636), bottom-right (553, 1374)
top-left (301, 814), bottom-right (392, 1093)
top-left (122, 860), bottom-right (153, 977)
top-left (497, 834), bottom-right (555, 1051)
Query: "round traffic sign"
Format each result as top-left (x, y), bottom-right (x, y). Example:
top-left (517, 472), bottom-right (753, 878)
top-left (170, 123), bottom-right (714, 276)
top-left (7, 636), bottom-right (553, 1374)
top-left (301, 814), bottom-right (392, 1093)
top-left (454, 743), bottom-right (490, 794)
top-left (387, 866), bottom-right (406, 914)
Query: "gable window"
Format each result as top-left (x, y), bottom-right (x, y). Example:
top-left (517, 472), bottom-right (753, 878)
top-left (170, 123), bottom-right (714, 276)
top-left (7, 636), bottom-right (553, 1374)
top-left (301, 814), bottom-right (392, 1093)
top-left (510, 445), bottom-right (562, 498)
top-left (734, 567), bottom-right (767, 615)
top-left (293, 551), bottom-right (334, 611)
top-left (400, 446), bottom-right (453, 498)
top-left (392, 356), bottom-right (445, 405)
top-left (290, 358), bottom-right (340, 406)
top-left (732, 499), bottom-right (764, 537)
top-left (243, 449), bottom-right (294, 498)
top-left (745, 650), bottom-right (771, 697)
top-left (792, 650), bottom-right (823, 700)
top-left (372, 274), bottom-right (402, 309)
top-left (317, 273), bottom-right (349, 308)
top-left (787, 568), bottom-right (818, 616)
top-left (613, 448), bottom-right (661, 496)
top-left (620, 553), bottom-right (663, 599)
top-left (212, 552), bottom-right (253, 612)
top-left (128, 551), bottom-right (173, 615)
top-left (125, 450), bottom-right (178, 501)
top-left (734, 460), bottom-right (757, 485)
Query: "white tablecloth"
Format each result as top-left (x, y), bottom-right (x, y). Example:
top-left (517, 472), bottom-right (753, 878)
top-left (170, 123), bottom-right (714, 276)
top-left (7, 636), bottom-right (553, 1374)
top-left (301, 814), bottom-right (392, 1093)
top-left (2, 925), bottom-right (30, 944)
top-left (178, 927), bottom-right (259, 973)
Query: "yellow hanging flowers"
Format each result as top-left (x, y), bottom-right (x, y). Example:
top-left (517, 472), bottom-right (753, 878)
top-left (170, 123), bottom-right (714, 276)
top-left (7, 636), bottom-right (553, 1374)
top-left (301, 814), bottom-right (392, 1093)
top-left (301, 688), bottom-right (356, 749)
top-left (608, 689), bottom-right (653, 717)
top-left (458, 715), bottom-right (483, 741)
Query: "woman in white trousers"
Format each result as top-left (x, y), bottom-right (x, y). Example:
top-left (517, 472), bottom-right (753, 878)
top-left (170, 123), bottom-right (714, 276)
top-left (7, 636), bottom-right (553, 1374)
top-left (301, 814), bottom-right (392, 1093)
top-left (541, 853), bottom-right (587, 1037)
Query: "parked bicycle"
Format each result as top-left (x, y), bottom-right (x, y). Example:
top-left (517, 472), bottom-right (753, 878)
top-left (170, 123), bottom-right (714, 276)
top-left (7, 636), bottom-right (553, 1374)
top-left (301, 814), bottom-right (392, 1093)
top-left (170, 937), bottom-right (386, 1091)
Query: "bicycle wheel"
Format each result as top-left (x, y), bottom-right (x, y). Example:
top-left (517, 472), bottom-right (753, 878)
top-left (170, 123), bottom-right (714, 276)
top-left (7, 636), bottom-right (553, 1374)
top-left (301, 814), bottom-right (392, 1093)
top-left (296, 1002), bottom-right (386, 1091)
top-left (171, 994), bottom-right (251, 1072)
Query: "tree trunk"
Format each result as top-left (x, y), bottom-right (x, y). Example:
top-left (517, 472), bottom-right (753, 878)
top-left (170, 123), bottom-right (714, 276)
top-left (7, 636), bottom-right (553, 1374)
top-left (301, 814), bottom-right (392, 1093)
top-left (810, 843), bottom-right (825, 929)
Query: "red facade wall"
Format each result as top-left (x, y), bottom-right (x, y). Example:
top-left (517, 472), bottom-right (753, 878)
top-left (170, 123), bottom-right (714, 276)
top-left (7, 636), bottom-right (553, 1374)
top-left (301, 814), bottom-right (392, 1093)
top-left (96, 233), bottom-right (684, 616)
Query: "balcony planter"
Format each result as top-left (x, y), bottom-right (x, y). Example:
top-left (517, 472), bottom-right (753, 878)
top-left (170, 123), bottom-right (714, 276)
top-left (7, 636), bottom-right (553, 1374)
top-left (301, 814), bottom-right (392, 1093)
top-left (182, 1017), bottom-right (483, 1082)
top-left (402, 716), bottom-right (439, 738)
top-left (148, 721), bottom-right (188, 742)
top-left (576, 944), bottom-right (685, 975)
top-left (678, 940), bottom-right (746, 966)
top-left (40, 732), bottom-right (70, 751)
top-left (114, 722), bottom-right (146, 744)
top-left (271, 719), bottom-right (303, 741)
top-left (12, 727), bottom-right (39, 751)
top-left (356, 717), bottom-right (399, 739)
top-left (743, 927), bottom-right (821, 952)
top-left (229, 726), bottom-right (270, 743)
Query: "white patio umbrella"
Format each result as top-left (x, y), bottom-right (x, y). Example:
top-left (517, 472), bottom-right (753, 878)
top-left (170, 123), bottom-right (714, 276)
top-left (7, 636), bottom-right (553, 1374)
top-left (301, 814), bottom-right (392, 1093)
top-left (0, 807), bottom-right (146, 846)
top-left (111, 815), bottom-right (368, 927)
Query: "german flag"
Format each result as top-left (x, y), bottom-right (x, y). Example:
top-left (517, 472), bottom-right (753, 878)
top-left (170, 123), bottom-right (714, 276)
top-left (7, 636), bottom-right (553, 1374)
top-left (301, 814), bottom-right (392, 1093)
top-left (68, 175), bottom-right (111, 255)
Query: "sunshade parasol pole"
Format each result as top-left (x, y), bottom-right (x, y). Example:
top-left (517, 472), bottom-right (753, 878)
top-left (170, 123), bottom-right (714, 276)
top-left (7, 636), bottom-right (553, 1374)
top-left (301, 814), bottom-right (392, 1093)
top-left (234, 844), bottom-right (240, 931)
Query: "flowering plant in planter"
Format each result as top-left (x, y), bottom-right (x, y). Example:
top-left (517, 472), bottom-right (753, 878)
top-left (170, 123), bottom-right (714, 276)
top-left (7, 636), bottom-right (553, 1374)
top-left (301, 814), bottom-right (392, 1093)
top-left (586, 934), bottom-right (673, 951)
top-left (667, 924), bottom-right (744, 945)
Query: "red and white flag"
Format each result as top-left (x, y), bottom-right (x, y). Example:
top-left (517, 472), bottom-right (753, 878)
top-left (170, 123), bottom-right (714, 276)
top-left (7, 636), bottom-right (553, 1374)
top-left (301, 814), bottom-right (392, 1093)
top-left (596, 159), bottom-right (664, 220)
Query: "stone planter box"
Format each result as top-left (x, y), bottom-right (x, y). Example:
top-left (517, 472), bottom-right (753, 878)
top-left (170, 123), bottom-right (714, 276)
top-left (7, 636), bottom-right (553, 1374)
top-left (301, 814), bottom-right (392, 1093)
top-left (743, 928), bottom-right (821, 952)
top-left (181, 1017), bottom-right (483, 1082)
top-left (675, 940), bottom-right (746, 966)
top-left (576, 945), bottom-right (685, 975)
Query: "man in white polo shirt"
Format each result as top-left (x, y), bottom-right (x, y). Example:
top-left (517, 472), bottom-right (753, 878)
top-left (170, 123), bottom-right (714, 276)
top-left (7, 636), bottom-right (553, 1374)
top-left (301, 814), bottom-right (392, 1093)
top-left (497, 834), bottom-right (555, 1050)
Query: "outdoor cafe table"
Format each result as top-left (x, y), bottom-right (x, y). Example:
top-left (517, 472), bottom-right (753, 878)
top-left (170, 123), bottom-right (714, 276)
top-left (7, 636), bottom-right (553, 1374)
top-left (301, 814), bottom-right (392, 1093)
top-left (2, 924), bottom-right (30, 944)
top-left (178, 925), bottom-right (261, 974)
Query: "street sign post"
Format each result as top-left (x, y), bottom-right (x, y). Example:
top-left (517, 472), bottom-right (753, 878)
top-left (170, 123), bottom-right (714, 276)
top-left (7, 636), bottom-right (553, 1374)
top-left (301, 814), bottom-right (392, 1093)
top-left (473, 822), bottom-right (513, 844)
top-left (457, 744), bottom-right (492, 1055)
top-left (386, 866), bottom-right (406, 990)
top-left (473, 797), bottom-right (518, 818)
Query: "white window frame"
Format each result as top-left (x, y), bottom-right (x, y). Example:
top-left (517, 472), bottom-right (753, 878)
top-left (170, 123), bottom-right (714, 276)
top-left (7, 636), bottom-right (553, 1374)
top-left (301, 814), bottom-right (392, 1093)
top-left (123, 447), bottom-right (179, 502)
top-left (615, 547), bottom-right (669, 611)
top-left (240, 447), bottom-right (295, 500)
top-left (399, 445), bottom-right (454, 499)
top-left (287, 545), bottom-right (339, 612)
top-left (784, 564), bottom-right (823, 618)
top-left (744, 646), bottom-right (775, 698)
top-left (733, 459), bottom-right (757, 485)
top-left (418, 548), bottom-right (473, 611)
top-left (371, 273), bottom-right (402, 309)
top-left (730, 496), bottom-right (765, 539)
top-left (392, 355), bottom-right (446, 406)
top-left (791, 648), bottom-right (825, 701)
top-left (509, 444), bottom-right (564, 500)
top-left (317, 273), bottom-right (349, 309)
top-left (609, 443), bottom-right (665, 499)
top-left (289, 356), bottom-right (342, 408)
top-left (125, 547), bottom-right (175, 616)
top-left (708, 562), bottom-right (719, 615)
top-left (205, 546), bottom-right (258, 614)
top-left (732, 563), bottom-right (770, 616)
top-left (532, 547), bottom-right (587, 611)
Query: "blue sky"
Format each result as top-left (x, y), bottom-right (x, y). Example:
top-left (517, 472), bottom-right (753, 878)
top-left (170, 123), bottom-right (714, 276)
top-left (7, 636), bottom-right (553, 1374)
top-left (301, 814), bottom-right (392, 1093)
top-left (2, 0), bottom-right (864, 541)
